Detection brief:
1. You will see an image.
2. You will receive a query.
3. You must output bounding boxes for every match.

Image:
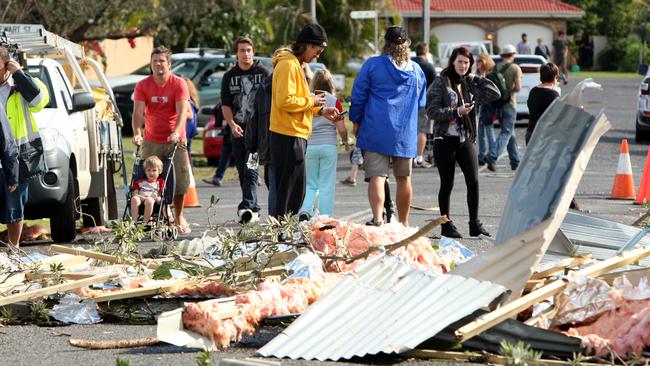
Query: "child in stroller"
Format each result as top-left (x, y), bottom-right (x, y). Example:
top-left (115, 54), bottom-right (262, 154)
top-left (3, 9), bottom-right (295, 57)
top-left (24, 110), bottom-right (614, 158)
top-left (130, 155), bottom-right (164, 224)
top-left (124, 146), bottom-right (178, 240)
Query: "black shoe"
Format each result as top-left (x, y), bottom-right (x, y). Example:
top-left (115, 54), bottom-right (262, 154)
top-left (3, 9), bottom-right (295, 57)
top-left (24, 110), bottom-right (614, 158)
top-left (383, 202), bottom-right (396, 223)
top-left (485, 157), bottom-right (496, 172)
top-left (511, 165), bottom-right (518, 171)
top-left (478, 159), bottom-right (486, 166)
top-left (469, 219), bottom-right (491, 237)
top-left (366, 218), bottom-right (383, 226)
top-left (441, 221), bottom-right (462, 238)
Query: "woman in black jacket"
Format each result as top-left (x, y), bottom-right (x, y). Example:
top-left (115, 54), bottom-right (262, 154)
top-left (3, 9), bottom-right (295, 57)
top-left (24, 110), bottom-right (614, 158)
top-left (426, 47), bottom-right (500, 238)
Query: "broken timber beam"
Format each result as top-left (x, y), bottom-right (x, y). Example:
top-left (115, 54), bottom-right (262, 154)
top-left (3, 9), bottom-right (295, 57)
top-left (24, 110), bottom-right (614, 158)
top-left (530, 255), bottom-right (593, 280)
top-left (91, 280), bottom-right (196, 303)
top-left (0, 273), bottom-right (115, 306)
top-left (49, 245), bottom-right (158, 269)
top-left (455, 245), bottom-right (650, 343)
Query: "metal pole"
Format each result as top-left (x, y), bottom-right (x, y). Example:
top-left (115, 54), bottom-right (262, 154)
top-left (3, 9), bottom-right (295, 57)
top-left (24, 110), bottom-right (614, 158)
top-left (311, 0), bottom-right (317, 23)
top-left (374, 13), bottom-right (378, 54)
top-left (423, 0), bottom-right (430, 45)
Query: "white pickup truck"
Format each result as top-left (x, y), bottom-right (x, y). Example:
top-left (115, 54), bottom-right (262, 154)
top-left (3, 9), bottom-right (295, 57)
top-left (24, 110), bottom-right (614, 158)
top-left (4, 25), bottom-right (124, 242)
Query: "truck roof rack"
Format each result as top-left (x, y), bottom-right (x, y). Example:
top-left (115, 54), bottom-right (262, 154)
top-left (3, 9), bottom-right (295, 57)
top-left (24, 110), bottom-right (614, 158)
top-left (1, 27), bottom-right (84, 59)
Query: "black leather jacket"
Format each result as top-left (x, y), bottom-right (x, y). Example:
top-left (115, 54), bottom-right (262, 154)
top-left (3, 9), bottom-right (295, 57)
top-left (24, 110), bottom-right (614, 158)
top-left (426, 74), bottom-right (499, 143)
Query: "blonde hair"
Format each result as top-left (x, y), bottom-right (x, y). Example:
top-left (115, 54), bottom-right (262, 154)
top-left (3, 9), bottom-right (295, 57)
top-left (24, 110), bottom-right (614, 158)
top-left (477, 53), bottom-right (495, 73)
top-left (310, 69), bottom-right (335, 94)
top-left (382, 42), bottom-right (410, 65)
top-left (183, 77), bottom-right (200, 108)
top-left (144, 155), bottom-right (163, 172)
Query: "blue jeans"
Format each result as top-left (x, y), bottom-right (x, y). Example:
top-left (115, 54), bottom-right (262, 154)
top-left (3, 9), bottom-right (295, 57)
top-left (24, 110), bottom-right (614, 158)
top-left (0, 170), bottom-right (28, 224)
top-left (489, 104), bottom-right (520, 168)
top-left (300, 144), bottom-right (338, 216)
top-left (265, 163), bottom-right (277, 217)
top-left (213, 137), bottom-right (233, 181)
top-left (231, 135), bottom-right (260, 212)
top-left (477, 105), bottom-right (496, 162)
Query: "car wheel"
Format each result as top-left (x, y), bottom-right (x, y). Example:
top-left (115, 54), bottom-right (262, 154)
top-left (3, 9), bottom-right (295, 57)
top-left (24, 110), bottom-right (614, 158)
top-left (50, 170), bottom-right (78, 243)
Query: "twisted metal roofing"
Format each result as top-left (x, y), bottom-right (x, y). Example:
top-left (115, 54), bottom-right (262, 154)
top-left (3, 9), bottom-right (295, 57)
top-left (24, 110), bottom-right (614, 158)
top-left (257, 255), bottom-right (506, 361)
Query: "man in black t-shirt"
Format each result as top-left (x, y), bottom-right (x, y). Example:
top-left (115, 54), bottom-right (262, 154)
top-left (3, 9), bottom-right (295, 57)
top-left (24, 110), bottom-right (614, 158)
top-left (551, 31), bottom-right (569, 84)
top-left (219, 36), bottom-right (270, 223)
top-left (410, 42), bottom-right (437, 168)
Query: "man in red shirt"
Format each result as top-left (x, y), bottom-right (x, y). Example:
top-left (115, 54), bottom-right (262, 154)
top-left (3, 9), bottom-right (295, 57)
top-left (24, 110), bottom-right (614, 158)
top-left (132, 46), bottom-right (191, 233)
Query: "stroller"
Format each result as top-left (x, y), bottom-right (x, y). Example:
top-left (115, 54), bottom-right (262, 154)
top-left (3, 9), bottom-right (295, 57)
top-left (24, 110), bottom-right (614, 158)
top-left (122, 145), bottom-right (178, 241)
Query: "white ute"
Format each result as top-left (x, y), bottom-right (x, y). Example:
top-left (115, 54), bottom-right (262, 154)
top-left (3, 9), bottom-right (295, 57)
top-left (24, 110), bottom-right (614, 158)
top-left (3, 25), bottom-right (124, 242)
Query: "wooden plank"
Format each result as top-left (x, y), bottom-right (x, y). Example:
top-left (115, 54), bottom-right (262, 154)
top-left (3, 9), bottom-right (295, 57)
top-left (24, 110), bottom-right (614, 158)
top-left (24, 271), bottom-right (100, 281)
top-left (0, 272), bottom-right (26, 295)
top-left (524, 305), bottom-right (556, 326)
top-left (0, 273), bottom-right (115, 306)
top-left (34, 254), bottom-right (89, 271)
top-left (92, 280), bottom-right (195, 303)
top-left (455, 245), bottom-right (650, 343)
top-left (49, 245), bottom-right (159, 269)
top-left (530, 255), bottom-right (593, 280)
top-left (405, 349), bottom-right (603, 366)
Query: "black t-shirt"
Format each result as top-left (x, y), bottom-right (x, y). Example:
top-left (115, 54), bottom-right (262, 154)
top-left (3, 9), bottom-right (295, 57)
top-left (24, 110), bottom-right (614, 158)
top-left (552, 39), bottom-right (568, 61)
top-left (220, 61), bottom-right (270, 126)
top-left (411, 56), bottom-right (437, 88)
top-left (526, 86), bottom-right (559, 142)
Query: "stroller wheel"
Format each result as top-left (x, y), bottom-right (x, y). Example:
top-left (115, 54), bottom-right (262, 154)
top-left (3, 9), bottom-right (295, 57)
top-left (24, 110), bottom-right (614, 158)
top-left (151, 226), bottom-right (165, 241)
top-left (170, 226), bottom-right (179, 240)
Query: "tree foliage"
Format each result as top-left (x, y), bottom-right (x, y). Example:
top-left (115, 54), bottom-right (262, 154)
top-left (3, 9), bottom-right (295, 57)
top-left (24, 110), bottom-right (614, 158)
top-left (564, 0), bottom-right (646, 40)
top-left (1, 0), bottom-right (397, 71)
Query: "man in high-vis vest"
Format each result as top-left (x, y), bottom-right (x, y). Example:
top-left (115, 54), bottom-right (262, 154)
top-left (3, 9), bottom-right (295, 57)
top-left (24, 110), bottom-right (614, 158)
top-left (0, 46), bottom-right (49, 246)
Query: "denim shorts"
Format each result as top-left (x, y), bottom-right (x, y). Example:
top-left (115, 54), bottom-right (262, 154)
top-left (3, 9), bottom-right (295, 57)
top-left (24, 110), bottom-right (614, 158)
top-left (0, 170), bottom-right (28, 224)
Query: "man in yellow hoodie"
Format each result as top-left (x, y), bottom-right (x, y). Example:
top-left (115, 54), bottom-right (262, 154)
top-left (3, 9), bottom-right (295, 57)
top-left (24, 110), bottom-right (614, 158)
top-left (270, 23), bottom-right (339, 218)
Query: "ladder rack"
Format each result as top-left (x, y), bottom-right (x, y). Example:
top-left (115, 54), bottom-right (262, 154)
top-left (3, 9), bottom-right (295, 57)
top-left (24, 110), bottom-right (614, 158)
top-left (2, 28), bottom-right (84, 59)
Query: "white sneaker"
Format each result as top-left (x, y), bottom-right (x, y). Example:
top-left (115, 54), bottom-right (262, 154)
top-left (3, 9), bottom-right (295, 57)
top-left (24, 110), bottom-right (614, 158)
top-left (238, 209), bottom-right (259, 224)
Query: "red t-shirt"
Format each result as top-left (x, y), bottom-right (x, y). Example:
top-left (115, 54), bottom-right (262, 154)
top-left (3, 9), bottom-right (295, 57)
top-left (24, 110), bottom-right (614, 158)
top-left (134, 74), bottom-right (189, 143)
top-left (132, 177), bottom-right (165, 197)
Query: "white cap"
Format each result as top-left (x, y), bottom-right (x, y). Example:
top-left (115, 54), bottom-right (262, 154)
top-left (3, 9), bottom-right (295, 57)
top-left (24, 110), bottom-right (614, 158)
top-left (500, 44), bottom-right (517, 55)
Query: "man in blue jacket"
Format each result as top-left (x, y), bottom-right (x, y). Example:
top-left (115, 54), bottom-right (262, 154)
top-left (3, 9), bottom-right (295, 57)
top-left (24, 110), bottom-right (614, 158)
top-left (349, 26), bottom-right (426, 227)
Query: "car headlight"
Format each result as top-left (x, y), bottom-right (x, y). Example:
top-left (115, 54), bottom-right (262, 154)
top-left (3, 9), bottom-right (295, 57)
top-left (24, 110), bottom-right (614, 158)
top-left (38, 128), bottom-right (60, 152)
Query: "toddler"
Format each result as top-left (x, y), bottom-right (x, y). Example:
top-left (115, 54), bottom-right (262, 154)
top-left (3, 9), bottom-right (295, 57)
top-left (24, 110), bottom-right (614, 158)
top-left (131, 156), bottom-right (165, 223)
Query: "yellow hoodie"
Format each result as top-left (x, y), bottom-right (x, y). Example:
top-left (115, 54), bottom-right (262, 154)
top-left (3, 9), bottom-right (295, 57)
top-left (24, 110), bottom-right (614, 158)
top-left (270, 50), bottom-right (319, 139)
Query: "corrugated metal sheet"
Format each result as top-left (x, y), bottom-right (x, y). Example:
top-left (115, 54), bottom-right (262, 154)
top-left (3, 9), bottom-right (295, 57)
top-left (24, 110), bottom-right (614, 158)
top-left (257, 254), bottom-right (506, 361)
top-left (452, 84), bottom-right (611, 297)
top-left (560, 211), bottom-right (650, 266)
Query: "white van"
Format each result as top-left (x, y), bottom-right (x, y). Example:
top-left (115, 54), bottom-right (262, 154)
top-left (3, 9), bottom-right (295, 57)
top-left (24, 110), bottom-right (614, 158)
top-left (437, 41), bottom-right (493, 68)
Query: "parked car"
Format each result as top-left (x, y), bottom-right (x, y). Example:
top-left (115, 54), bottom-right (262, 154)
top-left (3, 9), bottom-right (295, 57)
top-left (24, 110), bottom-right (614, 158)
top-left (491, 54), bottom-right (550, 118)
top-left (202, 110), bottom-right (226, 166)
top-left (109, 54), bottom-right (272, 135)
top-left (636, 64), bottom-right (650, 142)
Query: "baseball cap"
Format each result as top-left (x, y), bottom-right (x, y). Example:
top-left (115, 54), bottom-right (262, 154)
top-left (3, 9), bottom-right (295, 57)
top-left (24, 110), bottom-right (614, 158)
top-left (500, 44), bottom-right (517, 55)
top-left (296, 23), bottom-right (328, 47)
top-left (384, 26), bottom-right (410, 45)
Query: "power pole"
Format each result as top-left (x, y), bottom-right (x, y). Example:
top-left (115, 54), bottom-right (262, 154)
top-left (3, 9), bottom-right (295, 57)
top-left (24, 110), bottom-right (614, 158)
top-left (423, 0), bottom-right (430, 45)
top-left (310, 0), bottom-right (317, 23)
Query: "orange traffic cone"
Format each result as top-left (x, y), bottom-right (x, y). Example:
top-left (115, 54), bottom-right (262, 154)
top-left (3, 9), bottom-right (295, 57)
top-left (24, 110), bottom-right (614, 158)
top-left (635, 146), bottom-right (650, 204)
top-left (183, 154), bottom-right (201, 208)
top-left (610, 139), bottom-right (636, 200)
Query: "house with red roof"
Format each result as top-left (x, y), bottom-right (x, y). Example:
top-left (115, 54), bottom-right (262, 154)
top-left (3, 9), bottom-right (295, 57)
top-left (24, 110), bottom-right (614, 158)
top-left (391, 0), bottom-right (583, 52)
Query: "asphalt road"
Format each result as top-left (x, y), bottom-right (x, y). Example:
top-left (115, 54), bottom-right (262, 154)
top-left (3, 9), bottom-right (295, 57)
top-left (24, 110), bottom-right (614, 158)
top-left (1, 76), bottom-right (647, 366)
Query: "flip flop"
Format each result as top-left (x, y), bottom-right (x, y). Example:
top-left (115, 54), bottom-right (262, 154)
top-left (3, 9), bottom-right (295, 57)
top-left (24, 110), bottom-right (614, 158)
top-left (178, 224), bottom-right (192, 234)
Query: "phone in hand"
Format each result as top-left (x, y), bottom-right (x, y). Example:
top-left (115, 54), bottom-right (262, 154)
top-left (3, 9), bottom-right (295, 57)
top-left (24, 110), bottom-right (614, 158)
top-left (339, 110), bottom-right (348, 117)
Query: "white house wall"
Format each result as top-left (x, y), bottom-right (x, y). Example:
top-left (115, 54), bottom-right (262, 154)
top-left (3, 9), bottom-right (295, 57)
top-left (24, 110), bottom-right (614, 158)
top-left (432, 23), bottom-right (485, 43)
top-left (497, 23), bottom-right (553, 50)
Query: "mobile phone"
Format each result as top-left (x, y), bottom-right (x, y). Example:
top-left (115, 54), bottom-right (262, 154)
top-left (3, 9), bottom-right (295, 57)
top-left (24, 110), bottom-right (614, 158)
top-left (339, 110), bottom-right (348, 116)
